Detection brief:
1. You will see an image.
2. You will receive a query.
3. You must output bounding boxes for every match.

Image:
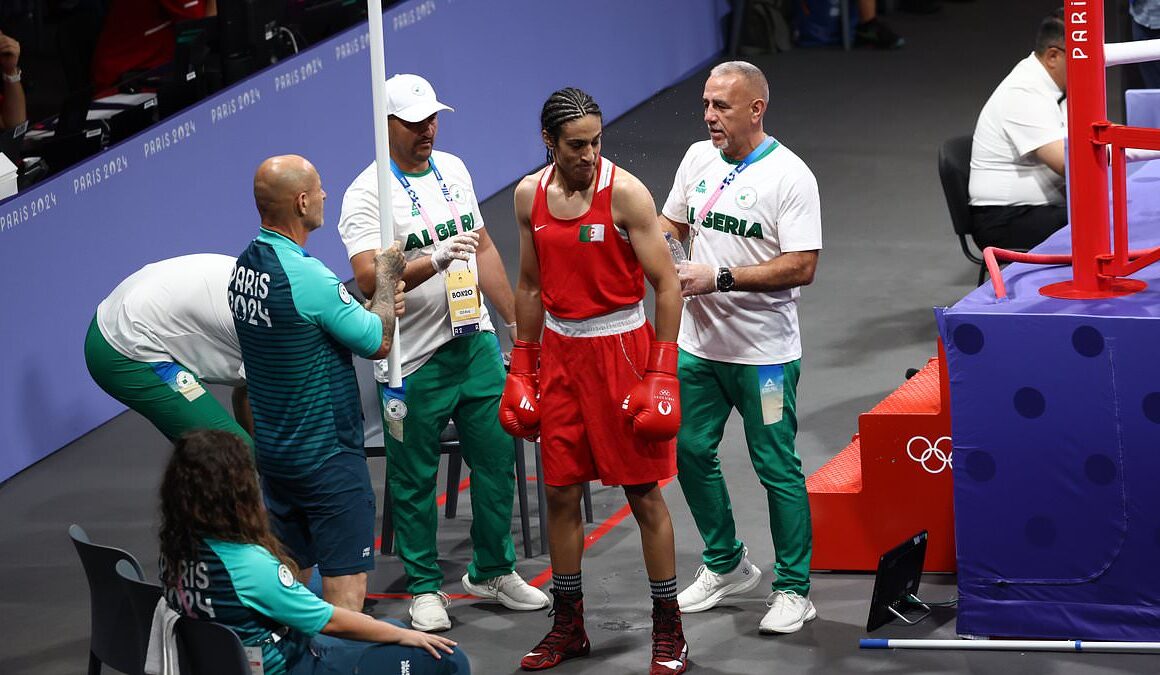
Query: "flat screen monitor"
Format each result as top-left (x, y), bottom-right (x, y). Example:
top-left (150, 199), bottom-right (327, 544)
top-left (865, 530), bottom-right (928, 632)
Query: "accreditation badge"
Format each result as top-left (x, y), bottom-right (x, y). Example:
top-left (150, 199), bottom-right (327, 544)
top-left (756, 364), bottom-right (785, 426)
top-left (445, 266), bottom-right (482, 336)
top-left (150, 362), bottom-right (206, 402)
top-left (381, 385), bottom-right (407, 443)
top-left (244, 646), bottom-right (265, 675)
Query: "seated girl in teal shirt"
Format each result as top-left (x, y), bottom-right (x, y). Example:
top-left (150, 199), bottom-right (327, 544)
top-left (159, 429), bottom-right (469, 674)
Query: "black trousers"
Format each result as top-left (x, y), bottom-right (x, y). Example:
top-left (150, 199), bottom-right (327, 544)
top-left (971, 204), bottom-right (1068, 251)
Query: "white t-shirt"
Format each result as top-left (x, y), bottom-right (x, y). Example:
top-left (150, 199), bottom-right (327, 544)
top-left (338, 150), bottom-right (493, 380)
top-left (662, 139), bottom-right (822, 365)
top-left (969, 52), bottom-right (1067, 207)
top-left (95, 254), bottom-right (245, 385)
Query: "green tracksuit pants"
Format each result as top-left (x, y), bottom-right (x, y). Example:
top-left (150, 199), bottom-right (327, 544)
top-left (675, 350), bottom-right (811, 595)
top-left (83, 316), bottom-right (252, 447)
top-left (380, 331), bottom-right (517, 594)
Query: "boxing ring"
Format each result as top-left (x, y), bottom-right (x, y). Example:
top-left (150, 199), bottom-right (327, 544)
top-left (936, 2), bottom-right (1160, 641)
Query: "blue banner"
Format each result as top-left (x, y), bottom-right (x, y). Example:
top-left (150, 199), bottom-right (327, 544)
top-left (0, 0), bottom-right (726, 482)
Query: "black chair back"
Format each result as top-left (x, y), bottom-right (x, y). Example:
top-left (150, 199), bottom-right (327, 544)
top-left (938, 134), bottom-right (987, 283)
top-left (175, 617), bottom-right (251, 675)
top-left (116, 559), bottom-right (164, 671)
top-left (68, 524), bottom-right (148, 675)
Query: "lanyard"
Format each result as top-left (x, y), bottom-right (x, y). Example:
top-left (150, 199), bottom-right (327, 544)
top-left (389, 157), bottom-right (462, 248)
top-left (694, 135), bottom-right (777, 226)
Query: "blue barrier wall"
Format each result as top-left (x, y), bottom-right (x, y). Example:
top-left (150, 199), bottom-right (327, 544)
top-left (0, 0), bottom-right (726, 482)
top-left (936, 146), bottom-right (1160, 640)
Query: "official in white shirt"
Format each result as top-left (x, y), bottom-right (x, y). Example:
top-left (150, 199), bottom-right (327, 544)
top-left (84, 254), bottom-right (253, 446)
top-left (969, 10), bottom-right (1068, 251)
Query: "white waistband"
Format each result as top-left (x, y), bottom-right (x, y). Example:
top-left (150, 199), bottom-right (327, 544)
top-left (545, 303), bottom-right (645, 338)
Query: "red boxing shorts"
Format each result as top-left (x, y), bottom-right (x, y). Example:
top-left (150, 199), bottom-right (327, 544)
top-left (539, 304), bottom-right (677, 487)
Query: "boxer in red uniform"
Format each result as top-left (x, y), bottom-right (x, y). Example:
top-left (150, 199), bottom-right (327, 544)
top-left (499, 88), bottom-right (687, 674)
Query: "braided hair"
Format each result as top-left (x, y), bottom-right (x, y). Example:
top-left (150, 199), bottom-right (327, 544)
top-left (540, 87), bottom-right (601, 163)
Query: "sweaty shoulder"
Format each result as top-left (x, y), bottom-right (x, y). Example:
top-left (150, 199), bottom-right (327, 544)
top-left (514, 169), bottom-right (546, 212)
top-left (610, 164), bottom-right (654, 204)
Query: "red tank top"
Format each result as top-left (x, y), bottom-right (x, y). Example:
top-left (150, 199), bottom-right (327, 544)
top-left (531, 157), bottom-right (645, 320)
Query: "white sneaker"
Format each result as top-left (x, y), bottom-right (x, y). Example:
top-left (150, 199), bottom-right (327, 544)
top-left (410, 591), bottom-right (451, 632)
top-left (759, 590), bottom-right (816, 634)
top-left (461, 572), bottom-right (550, 611)
top-left (677, 550), bottom-right (762, 613)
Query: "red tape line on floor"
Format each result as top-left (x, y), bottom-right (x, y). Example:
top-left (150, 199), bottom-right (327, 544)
top-left (525, 477), bottom-right (674, 589)
top-left (368, 476), bottom-right (674, 599)
top-left (437, 477), bottom-right (471, 508)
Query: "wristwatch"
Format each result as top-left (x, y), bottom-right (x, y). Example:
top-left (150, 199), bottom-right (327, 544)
top-left (2, 69), bottom-right (20, 83)
top-left (716, 267), bottom-right (735, 292)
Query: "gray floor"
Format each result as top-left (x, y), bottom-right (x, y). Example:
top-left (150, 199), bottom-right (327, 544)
top-left (3, 2), bottom-right (1155, 673)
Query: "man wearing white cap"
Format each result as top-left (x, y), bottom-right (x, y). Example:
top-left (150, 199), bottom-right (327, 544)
top-left (339, 73), bottom-right (547, 632)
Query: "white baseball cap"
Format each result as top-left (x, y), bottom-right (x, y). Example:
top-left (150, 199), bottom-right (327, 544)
top-left (384, 74), bottom-right (453, 122)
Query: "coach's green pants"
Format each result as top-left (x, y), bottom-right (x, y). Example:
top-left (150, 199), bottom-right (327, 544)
top-left (83, 316), bottom-right (252, 447)
top-left (675, 351), bottom-right (811, 595)
top-left (380, 331), bottom-right (517, 594)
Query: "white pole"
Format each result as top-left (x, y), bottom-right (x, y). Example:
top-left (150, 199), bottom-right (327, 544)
top-left (861, 638), bottom-right (1160, 654)
top-left (1105, 38), bottom-right (1160, 67)
top-left (365, 0), bottom-right (402, 388)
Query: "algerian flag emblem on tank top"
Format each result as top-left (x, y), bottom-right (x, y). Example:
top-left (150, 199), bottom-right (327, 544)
top-left (579, 224), bottom-right (605, 242)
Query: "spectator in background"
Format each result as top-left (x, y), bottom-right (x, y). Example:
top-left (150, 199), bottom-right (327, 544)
top-left (1131, 0), bottom-right (1160, 89)
top-left (968, 10), bottom-right (1067, 251)
top-left (0, 29), bottom-right (25, 129)
top-left (90, 0), bottom-right (216, 92)
top-left (855, 0), bottom-right (905, 49)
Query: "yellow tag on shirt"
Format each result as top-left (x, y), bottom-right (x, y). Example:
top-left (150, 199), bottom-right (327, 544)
top-left (445, 267), bottom-right (481, 336)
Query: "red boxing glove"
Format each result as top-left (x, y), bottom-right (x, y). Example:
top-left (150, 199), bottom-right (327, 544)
top-left (623, 341), bottom-right (681, 442)
top-left (499, 339), bottom-right (541, 439)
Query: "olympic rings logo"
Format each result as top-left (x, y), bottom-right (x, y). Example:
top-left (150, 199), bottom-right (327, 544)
top-left (906, 436), bottom-right (953, 474)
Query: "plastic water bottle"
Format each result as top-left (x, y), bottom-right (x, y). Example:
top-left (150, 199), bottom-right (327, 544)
top-left (665, 232), bottom-right (688, 265)
top-left (666, 232), bottom-right (691, 303)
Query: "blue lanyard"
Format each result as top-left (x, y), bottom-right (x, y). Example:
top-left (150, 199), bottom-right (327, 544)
top-left (694, 136), bottom-right (777, 225)
top-left (388, 157), bottom-right (462, 245)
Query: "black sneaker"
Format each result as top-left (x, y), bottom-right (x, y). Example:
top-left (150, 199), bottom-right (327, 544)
top-left (856, 18), bottom-right (905, 49)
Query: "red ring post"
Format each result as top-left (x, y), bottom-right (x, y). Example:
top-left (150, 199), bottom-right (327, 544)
top-left (1052, 1), bottom-right (1111, 297)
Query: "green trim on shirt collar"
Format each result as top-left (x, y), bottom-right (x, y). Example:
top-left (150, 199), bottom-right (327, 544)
top-left (258, 227), bottom-right (306, 255)
top-left (400, 164), bottom-right (434, 178)
top-left (719, 137), bottom-right (780, 165)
